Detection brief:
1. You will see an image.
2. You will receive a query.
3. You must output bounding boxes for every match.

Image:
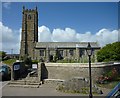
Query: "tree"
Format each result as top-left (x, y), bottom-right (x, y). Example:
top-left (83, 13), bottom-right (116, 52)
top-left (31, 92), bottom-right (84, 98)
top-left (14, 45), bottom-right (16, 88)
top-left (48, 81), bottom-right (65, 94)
top-left (0, 51), bottom-right (7, 60)
top-left (97, 42), bottom-right (120, 62)
top-left (19, 55), bottom-right (32, 68)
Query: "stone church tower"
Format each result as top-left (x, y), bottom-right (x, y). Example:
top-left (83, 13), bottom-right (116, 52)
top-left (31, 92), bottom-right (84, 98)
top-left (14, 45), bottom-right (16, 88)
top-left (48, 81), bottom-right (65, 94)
top-left (20, 6), bottom-right (38, 59)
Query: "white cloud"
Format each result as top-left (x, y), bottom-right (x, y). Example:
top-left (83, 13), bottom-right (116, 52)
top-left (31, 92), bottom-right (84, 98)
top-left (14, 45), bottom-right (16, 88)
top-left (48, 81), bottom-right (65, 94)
top-left (95, 29), bottom-right (118, 46)
top-left (0, 22), bottom-right (20, 54)
top-left (52, 28), bottom-right (77, 42)
top-left (0, 22), bottom-right (118, 54)
top-left (38, 25), bottom-right (118, 47)
top-left (38, 26), bottom-right (52, 42)
top-left (3, 2), bottom-right (11, 9)
top-left (119, 29), bottom-right (120, 41)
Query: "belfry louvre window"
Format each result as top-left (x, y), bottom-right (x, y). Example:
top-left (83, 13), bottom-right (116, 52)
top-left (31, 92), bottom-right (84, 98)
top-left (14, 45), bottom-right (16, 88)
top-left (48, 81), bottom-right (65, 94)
top-left (28, 14), bottom-right (31, 20)
top-left (40, 50), bottom-right (44, 56)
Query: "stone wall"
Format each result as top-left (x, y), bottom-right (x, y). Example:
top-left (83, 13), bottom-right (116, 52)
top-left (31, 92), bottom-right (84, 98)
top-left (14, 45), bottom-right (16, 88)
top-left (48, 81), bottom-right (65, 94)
top-left (39, 63), bottom-right (120, 82)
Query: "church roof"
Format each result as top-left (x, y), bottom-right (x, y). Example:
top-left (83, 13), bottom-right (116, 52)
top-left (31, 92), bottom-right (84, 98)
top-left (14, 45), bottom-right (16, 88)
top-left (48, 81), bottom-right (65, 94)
top-left (35, 42), bottom-right (100, 49)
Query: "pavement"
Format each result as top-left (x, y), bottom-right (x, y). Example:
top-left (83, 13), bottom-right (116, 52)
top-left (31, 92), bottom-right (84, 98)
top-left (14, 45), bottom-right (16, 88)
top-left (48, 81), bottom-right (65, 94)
top-left (0, 81), bottom-right (10, 98)
top-left (0, 81), bottom-right (10, 89)
top-left (1, 82), bottom-right (111, 97)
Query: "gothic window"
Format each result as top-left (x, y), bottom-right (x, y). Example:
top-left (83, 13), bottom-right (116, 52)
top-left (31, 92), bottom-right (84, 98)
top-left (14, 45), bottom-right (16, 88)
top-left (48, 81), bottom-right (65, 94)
top-left (79, 49), bottom-right (85, 57)
top-left (40, 50), bottom-right (44, 56)
top-left (28, 14), bottom-right (31, 20)
top-left (66, 50), bottom-right (68, 56)
top-left (59, 50), bottom-right (63, 57)
top-left (79, 49), bottom-right (84, 57)
top-left (69, 49), bottom-right (74, 56)
top-left (92, 49), bottom-right (94, 55)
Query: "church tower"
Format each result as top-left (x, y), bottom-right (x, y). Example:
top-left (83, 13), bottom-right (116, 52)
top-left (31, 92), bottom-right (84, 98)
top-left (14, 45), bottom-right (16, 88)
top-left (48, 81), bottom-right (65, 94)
top-left (20, 6), bottom-right (38, 59)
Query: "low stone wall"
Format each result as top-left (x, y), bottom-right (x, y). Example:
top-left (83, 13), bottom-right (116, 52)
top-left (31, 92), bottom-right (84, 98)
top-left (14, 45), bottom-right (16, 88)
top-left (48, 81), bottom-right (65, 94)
top-left (39, 63), bottom-right (120, 82)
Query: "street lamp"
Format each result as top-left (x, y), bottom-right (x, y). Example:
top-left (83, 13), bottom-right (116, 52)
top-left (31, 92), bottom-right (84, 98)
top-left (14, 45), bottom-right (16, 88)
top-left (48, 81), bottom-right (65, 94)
top-left (86, 42), bottom-right (93, 98)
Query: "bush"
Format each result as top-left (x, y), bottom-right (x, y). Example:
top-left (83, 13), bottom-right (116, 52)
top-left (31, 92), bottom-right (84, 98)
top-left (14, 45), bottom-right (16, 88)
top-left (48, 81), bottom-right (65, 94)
top-left (20, 55), bottom-right (32, 68)
top-left (32, 60), bottom-right (38, 64)
top-left (97, 42), bottom-right (120, 62)
top-left (96, 67), bottom-right (119, 84)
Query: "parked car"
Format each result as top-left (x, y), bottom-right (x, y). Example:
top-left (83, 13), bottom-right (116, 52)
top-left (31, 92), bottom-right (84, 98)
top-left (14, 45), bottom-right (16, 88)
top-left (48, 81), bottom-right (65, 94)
top-left (0, 64), bottom-right (11, 81)
top-left (107, 82), bottom-right (120, 98)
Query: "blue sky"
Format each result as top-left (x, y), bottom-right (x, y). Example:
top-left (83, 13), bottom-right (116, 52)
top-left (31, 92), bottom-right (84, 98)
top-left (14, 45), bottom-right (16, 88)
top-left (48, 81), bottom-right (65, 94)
top-left (2, 2), bottom-right (118, 33)
top-left (1, 2), bottom-right (119, 54)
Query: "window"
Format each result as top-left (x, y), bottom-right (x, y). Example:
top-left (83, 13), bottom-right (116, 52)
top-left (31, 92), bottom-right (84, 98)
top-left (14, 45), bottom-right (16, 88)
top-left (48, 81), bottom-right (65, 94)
top-left (69, 49), bottom-right (74, 56)
top-left (59, 50), bottom-right (63, 57)
top-left (92, 49), bottom-right (94, 55)
top-left (66, 50), bottom-right (67, 56)
top-left (40, 50), bottom-right (44, 56)
top-left (79, 49), bottom-right (84, 57)
top-left (28, 14), bottom-right (31, 20)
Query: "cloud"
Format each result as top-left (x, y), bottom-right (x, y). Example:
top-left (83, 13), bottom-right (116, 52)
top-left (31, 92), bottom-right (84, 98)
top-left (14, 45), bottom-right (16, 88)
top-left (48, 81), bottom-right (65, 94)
top-left (118, 29), bottom-right (120, 41)
top-left (95, 29), bottom-right (118, 46)
top-left (38, 25), bottom-right (118, 47)
top-left (38, 26), bottom-right (52, 42)
top-left (0, 22), bottom-right (118, 54)
top-left (0, 22), bottom-right (20, 54)
top-left (52, 28), bottom-right (77, 42)
top-left (3, 2), bottom-right (11, 9)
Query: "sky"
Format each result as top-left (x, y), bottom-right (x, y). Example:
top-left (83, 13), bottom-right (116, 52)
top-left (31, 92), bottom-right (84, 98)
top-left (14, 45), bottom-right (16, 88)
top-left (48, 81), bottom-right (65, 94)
top-left (1, 2), bottom-right (119, 54)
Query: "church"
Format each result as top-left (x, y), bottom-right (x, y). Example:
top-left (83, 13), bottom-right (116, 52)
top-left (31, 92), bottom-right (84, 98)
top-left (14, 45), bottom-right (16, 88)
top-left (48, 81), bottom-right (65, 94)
top-left (20, 7), bottom-right (100, 62)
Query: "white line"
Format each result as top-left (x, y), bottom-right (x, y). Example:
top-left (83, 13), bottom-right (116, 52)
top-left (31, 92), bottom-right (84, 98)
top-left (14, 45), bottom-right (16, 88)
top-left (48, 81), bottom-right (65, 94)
top-left (0, 81), bottom-right (10, 89)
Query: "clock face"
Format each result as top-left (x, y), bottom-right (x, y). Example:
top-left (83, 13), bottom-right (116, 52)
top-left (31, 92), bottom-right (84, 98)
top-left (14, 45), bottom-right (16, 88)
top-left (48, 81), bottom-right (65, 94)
top-left (28, 14), bottom-right (32, 20)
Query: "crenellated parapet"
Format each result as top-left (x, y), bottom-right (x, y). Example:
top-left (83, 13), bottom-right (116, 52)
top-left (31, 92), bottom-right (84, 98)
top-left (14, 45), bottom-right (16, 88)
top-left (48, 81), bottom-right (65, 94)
top-left (22, 6), bottom-right (38, 14)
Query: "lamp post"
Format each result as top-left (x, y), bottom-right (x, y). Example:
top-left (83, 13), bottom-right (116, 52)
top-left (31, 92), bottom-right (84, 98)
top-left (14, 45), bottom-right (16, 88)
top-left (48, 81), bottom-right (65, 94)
top-left (86, 42), bottom-right (93, 98)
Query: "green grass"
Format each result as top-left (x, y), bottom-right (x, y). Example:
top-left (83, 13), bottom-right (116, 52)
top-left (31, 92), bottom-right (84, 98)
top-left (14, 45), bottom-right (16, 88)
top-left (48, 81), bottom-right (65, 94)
top-left (3, 59), bottom-right (17, 66)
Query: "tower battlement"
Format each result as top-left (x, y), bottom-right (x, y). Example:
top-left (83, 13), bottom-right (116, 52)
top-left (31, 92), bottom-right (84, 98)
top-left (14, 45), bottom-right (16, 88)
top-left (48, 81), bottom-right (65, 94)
top-left (22, 6), bottom-right (37, 13)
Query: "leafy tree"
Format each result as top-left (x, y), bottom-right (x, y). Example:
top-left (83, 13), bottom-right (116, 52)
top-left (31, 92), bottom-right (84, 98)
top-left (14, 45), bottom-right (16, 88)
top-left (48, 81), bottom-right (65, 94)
top-left (97, 42), bottom-right (120, 62)
top-left (20, 55), bottom-right (32, 68)
top-left (0, 51), bottom-right (7, 60)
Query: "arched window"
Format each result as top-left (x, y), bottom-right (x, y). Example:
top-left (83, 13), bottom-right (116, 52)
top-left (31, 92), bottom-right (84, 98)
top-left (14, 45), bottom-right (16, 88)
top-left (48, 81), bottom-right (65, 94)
top-left (28, 14), bottom-right (31, 20)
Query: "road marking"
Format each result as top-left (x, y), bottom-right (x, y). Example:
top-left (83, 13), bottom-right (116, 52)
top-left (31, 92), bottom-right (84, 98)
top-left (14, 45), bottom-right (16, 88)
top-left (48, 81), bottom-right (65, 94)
top-left (0, 81), bottom-right (10, 89)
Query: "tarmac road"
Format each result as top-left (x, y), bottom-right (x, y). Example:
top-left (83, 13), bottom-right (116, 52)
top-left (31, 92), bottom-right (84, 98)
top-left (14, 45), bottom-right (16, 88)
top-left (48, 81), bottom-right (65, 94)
top-left (2, 83), bottom-right (111, 97)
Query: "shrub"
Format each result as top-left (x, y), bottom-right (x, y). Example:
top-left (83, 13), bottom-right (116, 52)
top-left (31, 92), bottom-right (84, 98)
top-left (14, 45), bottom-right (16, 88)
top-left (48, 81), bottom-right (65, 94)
top-left (32, 60), bottom-right (38, 64)
top-left (97, 42), bottom-right (120, 62)
top-left (96, 67), bottom-right (119, 84)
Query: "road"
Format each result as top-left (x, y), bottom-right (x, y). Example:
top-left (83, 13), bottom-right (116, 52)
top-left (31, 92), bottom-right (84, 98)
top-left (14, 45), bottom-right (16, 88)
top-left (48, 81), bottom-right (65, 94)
top-left (2, 83), bottom-right (111, 97)
top-left (2, 84), bottom-right (83, 96)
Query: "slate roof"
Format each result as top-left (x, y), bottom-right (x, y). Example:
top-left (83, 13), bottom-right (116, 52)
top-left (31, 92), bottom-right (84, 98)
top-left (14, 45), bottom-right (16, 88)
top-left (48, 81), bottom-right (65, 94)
top-left (35, 42), bottom-right (100, 49)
